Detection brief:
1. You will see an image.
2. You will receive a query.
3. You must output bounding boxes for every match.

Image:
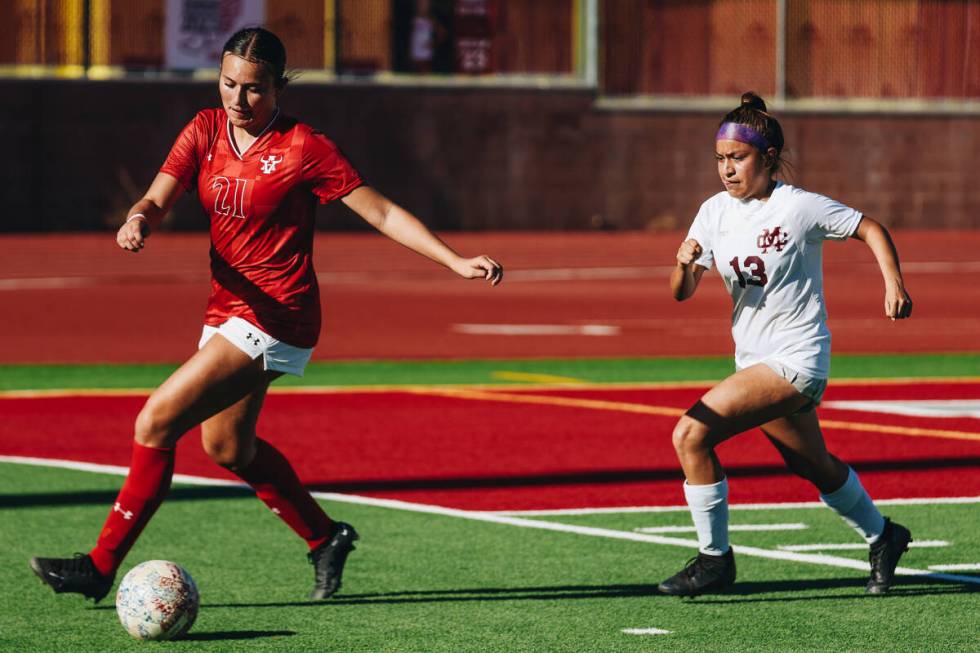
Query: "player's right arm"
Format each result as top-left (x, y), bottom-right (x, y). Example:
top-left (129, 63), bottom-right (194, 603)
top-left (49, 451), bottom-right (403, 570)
top-left (670, 238), bottom-right (706, 301)
top-left (116, 173), bottom-right (185, 253)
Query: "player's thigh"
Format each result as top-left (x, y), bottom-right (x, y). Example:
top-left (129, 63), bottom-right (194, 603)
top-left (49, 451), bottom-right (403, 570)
top-left (690, 363), bottom-right (811, 448)
top-left (141, 334), bottom-right (278, 438)
top-left (760, 410), bottom-right (828, 461)
top-left (200, 373), bottom-right (281, 446)
top-left (761, 410), bottom-right (847, 485)
top-left (761, 411), bottom-right (847, 490)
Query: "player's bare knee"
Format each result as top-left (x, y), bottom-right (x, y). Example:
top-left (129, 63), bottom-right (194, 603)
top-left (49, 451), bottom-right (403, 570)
top-left (201, 436), bottom-right (235, 468)
top-left (672, 417), bottom-right (709, 456)
top-left (134, 401), bottom-right (179, 448)
top-left (202, 432), bottom-right (254, 470)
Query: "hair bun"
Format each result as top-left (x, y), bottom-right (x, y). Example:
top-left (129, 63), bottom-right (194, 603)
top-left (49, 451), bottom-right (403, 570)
top-left (740, 92), bottom-right (767, 113)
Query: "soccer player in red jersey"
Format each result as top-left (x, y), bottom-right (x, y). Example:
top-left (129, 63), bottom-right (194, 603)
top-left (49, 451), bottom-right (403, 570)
top-left (30, 27), bottom-right (502, 603)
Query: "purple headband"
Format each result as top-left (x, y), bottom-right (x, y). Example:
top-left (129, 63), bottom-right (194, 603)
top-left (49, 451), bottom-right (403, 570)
top-left (716, 122), bottom-right (771, 152)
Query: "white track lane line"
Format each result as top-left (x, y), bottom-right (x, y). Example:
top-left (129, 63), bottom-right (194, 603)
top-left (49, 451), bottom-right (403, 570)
top-left (3, 261), bottom-right (978, 291)
top-left (3, 455), bottom-right (979, 587)
top-left (452, 324), bottom-right (620, 336)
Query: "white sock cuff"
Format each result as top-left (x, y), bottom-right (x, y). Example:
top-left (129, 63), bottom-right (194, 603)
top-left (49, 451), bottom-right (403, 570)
top-left (819, 467), bottom-right (862, 512)
top-left (684, 477), bottom-right (729, 507)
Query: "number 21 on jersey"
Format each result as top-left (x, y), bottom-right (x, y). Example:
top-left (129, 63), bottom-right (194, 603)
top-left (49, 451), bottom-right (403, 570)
top-left (729, 256), bottom-right (768, 288)
top-left (211, 176), bottom-right (249, 219)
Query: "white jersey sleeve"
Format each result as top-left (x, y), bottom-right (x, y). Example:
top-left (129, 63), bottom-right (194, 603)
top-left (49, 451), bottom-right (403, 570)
top-left (685, 200), bottom-right (716, 270)
top-left (801, 192), bottom-right (863, 241)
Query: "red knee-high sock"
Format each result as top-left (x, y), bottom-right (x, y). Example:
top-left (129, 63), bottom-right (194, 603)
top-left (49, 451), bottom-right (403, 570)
top-left (89, 442), bottom-right (175, 576)
top-left (235, 438), bottom-right (333, 549)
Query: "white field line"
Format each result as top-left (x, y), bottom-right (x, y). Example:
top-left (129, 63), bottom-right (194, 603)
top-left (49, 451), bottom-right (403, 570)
top-left (780, 540), bottom-right (950, 552)
top-left (492, 495), bottom-right (980, 516)
top-left (3, 455), bottom-right (979, 587)
top-left (637, 523), bottom-right (808, 533)
top-left (928, 564), bottom-right (980, 571)
top-left (622, 628), bottom-right (672, 636)
top-left (822, 399), bottom-right (980, 419)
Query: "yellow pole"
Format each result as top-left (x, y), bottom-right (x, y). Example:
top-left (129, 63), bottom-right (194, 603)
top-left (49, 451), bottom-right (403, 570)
top-left (60, 0), bottom-right (85, 74)
top-left (89, 0), bottom-right (111, 69)
top-left (64, 0), bottom-right (83, 64)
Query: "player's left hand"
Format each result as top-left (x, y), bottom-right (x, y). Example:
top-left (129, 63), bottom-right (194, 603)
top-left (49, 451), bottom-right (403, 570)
top-left (885, 282), bottom-right (912, 320)
top-left (117, 216), bottom-right (150, 252)
top-left (453, 255), bottom-right (503, 286)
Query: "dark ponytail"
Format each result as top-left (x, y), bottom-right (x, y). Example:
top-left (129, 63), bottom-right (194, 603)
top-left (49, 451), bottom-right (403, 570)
top-left (222, 27), bottom-right (291, 89)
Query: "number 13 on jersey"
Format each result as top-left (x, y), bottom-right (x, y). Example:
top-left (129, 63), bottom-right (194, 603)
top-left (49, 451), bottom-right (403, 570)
top-left (729, 256), bottom-right (768, 288)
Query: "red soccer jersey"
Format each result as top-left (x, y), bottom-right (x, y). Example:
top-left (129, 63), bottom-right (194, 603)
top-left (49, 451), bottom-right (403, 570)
top-left (159, 108), bottom-right (362, 348)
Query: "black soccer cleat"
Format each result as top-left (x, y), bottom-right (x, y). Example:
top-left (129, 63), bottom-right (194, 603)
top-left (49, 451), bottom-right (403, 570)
top-left (866, 518), bottom-right (912, 595)
top-left (29, 553), bottom-right (115, 603)
top-left (308, 521), bottom-right (359, 600)
top-left (658, 548), bottom-right (736, 597)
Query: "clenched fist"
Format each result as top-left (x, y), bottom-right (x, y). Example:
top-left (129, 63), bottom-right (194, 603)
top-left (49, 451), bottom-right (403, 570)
top-left (676, 239), bottom-right (703, 267)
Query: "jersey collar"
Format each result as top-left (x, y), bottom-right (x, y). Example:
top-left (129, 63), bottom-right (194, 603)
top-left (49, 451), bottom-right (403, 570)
top-left (226, 106), bottom-right (281, 160)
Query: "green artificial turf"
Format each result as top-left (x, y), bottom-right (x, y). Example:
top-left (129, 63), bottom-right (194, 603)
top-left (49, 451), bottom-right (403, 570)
top-left (1, 352), bottom-right (978, 391)
top-left (2, 463), bottom-right (977, 652)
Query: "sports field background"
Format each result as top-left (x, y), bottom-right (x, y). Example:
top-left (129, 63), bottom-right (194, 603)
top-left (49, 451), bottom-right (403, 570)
top-left (1, 232), bottom-right (978, 651)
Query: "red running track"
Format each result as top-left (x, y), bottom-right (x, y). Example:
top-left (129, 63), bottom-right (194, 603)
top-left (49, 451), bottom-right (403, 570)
top-left (2, 382), bottom-right (978, 511)
top-left (0, 230), bottom-right (978, 363)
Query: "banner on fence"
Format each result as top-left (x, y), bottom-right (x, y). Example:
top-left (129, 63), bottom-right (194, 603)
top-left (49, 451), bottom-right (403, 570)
top-left (165, 0), bottom-right (266, 70)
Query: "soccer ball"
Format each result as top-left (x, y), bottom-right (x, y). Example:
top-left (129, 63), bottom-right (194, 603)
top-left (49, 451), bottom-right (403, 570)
top-left (115, 560), bottom-right (199, 641)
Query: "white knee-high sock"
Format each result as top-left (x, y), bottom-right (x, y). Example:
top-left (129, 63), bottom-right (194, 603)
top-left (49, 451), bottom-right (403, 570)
top-left (819, 467), bottom-right (885, 543)
top-left (684, 478), bottom-right (730, 556)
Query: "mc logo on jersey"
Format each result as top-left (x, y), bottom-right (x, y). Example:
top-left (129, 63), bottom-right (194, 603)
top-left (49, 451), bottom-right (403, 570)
top-left (260, 154), bottom-right (283, 174)
top-left (757, 226), bottom-right (789, 253)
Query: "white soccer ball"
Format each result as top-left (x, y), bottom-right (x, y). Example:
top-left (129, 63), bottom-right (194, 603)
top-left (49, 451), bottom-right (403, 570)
top-left (115, 560), bottom-right (199, 641)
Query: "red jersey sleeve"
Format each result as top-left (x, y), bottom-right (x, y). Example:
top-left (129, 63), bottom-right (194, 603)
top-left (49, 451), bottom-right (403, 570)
top-left (159, 112), bottom-right (208, 190)
top-left (302, 130), bottom-right (363, 204)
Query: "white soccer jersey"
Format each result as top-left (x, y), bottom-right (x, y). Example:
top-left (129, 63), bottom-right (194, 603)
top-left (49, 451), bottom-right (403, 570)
top-left (686, 182), bottom-right (863, 379)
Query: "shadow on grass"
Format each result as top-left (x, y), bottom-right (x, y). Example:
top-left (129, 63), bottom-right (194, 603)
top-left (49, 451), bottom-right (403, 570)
top-left (675, 576), bottom-right (979, 604)
top-left (177, 630), bottom-right (296, 642)
top-left (200, 576), bottom-right (977, 609)
top-left (205, 583), bottom-right (663, 608)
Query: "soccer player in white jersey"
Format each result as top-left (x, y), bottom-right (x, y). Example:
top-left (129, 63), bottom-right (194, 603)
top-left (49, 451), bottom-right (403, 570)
top-left (659, 92), bottom-right (914, 597)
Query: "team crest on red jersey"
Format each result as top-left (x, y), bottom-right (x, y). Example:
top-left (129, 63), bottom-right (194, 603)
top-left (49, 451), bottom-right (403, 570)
top-left (756, 227), bottom-right (789, 253)
top-left (260, 154), bottom-right (283, 174)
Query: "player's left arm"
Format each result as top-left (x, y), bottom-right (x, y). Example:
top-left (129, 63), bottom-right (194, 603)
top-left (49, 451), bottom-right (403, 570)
top-left (116, 173), bottom-right (185, 253)
top-left (851, 216), bottom-right (912, 320)
top-left (341, 185), bottom-right (502, 285)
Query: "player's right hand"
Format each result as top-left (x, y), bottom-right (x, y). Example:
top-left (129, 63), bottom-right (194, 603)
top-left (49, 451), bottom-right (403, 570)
top-left (117, 216), bottom-right (150, 252)
top-left (676, 239), bottom-right (703, 267)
